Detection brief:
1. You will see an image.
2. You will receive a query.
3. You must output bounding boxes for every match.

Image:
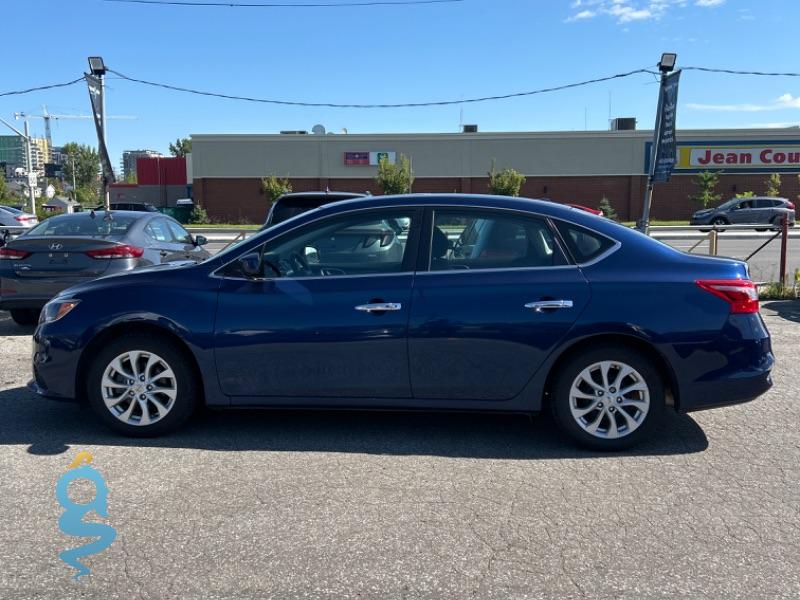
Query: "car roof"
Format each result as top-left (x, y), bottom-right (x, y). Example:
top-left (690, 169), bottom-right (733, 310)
top-left (276, 191), bottom-right (367, 202)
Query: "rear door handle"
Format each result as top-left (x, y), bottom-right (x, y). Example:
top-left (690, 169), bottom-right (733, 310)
top-left (524, 300), bottom-right (574, 312)
top-left (355, 302), bottom-right (402, 313)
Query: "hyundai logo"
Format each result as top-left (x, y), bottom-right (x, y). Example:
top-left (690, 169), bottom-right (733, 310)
top-left (49, 243), bottom-right (63, 251)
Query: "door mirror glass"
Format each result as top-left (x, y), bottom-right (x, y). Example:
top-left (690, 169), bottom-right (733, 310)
top-left (238, 253), bottom-right (262, 278)
top-left (194, 234), bottom-right (208, 246)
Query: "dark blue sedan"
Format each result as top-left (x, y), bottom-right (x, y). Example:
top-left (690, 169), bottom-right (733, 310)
top-left (29, 194), bottom-right (773, 449)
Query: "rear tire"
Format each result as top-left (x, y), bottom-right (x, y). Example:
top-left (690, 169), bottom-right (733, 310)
top-left (550, 345), bottom-right (665, 451)
top-left (86, 334), bottom-right (198, 437)
top-left (10, 308), bottom-right (39, 326)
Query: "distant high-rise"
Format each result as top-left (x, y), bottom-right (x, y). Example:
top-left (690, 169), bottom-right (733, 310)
top-left (121, 149), bottom-right (162, 180)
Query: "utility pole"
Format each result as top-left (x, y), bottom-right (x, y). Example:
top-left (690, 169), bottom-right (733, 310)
top-left (0, 115), bottom-right (36, 215)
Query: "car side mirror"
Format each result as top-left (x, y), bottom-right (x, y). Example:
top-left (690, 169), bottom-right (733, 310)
top-left (194, 234), bottom-right (208, 246)
top-left (238, 253), bottom-right (263, 278)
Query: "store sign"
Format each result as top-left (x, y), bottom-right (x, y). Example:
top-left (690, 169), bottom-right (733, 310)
top-left (343, 151), bottom-right (396, 166)
top-left (681, 145), bottom-right (800, 169)
top-left (646, 141), bottom-right (800, 173)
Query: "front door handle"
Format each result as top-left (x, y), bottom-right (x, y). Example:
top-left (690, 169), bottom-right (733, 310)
top-left (355, 302), bottom-right (402, 313)
top-left (524, 300), bottom-right (574, 312)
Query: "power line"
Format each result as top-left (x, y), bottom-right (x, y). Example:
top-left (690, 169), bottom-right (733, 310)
top-left (107, 67), bottom-right (657, 108)
top-left (683, 66), bottom-right (800, 77)
top-left (103, 0), bottom-right (462, 7)
top-left (0, 77), bottom-right (84, 98)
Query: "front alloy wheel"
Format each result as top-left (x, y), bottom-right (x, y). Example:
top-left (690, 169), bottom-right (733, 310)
top-left (101, 350), bottom-right (178, 426)
top-left (551, 346), bottom-right (664, 450)
top-left (87, 334), bottom-right (198, 436)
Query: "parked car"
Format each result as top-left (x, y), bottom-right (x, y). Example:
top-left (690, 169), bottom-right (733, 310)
top-left (91, 202), bottom-right (160, 213)
top-left (0, 205), bottom-right (39, 228)
top-left (29, 194), bottom-right (772, 450)
top-left (262, 191), bottom-right (367, 229)
top-left (0, 211), bottom-right (210, 325)
top-left (691, 196), bottom-right (796, 229)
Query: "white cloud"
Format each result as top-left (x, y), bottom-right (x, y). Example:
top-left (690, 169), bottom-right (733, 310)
top-left (565, 9), bottom-right (597, 21)
top-left (686, 94), bottom-right (800, 112)
top-left (566, 0), bottom-right (724, 24)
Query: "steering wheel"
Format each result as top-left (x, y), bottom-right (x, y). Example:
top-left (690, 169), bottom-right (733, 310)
top-left (288, 251), bottom-right (310, 275)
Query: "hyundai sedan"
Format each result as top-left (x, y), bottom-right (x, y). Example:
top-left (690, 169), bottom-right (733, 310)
top-left (0, 211), bottom-right (210, 325)
top-left (29, 194), bottom-right (773, 450)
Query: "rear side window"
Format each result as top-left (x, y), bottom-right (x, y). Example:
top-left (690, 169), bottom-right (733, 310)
top-left (431, 210), bottom-right (565, 271)
top-left (555, 221), bottom-right (616, 264)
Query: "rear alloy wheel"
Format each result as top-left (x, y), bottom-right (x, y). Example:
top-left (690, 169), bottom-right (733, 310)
top-left (551, 346), bottom-right (664, 450)
top-left (86, 334), bottom-right (198, 436)
top-left (10, 308), bottom-right (39, 326)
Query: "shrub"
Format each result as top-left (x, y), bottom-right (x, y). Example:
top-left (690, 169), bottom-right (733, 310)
top-left (375, 154), bottom-right (414, 195)
top-left (488, 161), bottom-right (526, 196)
top-left (190, 205), bottom-right (211, 224)
top-left (261, 175), bottom-right (292, 204)
top-left (598, 196), bottom-right (618, 221)
top-left (690, 170), bottom-right (721, 208)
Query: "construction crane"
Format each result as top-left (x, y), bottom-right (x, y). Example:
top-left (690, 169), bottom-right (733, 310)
top-left (13, 104), bottom-right (137, 148)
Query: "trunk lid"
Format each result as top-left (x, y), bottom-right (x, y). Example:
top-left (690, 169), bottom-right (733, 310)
top-left (1, 236), bottom-right (123, 278)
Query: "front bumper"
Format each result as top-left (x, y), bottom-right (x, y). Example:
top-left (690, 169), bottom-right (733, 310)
top-left (31, 325), bottom-right (82, 401)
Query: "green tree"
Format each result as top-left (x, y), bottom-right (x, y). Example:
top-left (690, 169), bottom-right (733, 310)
top-left (735, 191), bottom-right (755, 198)
top-left (375, 154), bottom-right (414, 195)
top-left (169, 137), bottom-right (192, 157)
top-left (123, 171), bottom-right (138, 184)
top-left (61, 142), bottom-right (100, 190)
top-left (765, 173), bottom-right (781, 197)
top-left (0, 171), bottom-right (7, 202)
top-left (261, 175), bottom-right (292, 204)
top-left (488, 161), bottom-right (526, 196)
top-left (598, 196), bottom-right (618, 221)
top-left (189, 205), bottom-right (211, 224)
top-left (690, 170), bottom-right (721, 208)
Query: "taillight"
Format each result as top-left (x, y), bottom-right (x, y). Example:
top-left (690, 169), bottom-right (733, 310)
top-left (0, 247), bottom-right (30, 260)
top-left (696, 279), bottom-right (759, 314)
top-left (85, 245), bottom-right (144, 259)
top-left (787, 202), bottom-right (796, 210)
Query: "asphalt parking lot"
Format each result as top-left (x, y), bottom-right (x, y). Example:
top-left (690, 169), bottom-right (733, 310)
top-left (1, 302), bottom-right (799, 599)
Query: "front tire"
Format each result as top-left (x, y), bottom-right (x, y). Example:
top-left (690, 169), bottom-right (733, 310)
top-left (86, 334), bottom-right (198, 436)
top-left (550, 345), bottom-right (665, 451)
top-left (10, 308), bottom-right (39, 326)
top-left (711, 217), bottom-right (728, 232)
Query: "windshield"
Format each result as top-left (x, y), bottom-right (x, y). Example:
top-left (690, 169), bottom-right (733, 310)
top-left (716, 198), bottom-right (740, 210)
top-left (26, 214), bottom-right (138, 237)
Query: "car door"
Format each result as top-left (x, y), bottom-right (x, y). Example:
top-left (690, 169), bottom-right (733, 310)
top-left (143, 217), bottom-right (184, 263)
top-left (408, 208), bottom-right (591, 401)
top-left (213, 208), bottom-right (421, 401)
top-left (729, 199), bottom-right (758, 224)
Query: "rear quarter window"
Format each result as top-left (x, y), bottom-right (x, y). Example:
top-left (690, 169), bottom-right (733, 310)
top-left (555, 221), bottom-right (616, 264)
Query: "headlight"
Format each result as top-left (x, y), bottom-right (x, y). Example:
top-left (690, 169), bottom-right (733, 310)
top-left (39, 299), bottom-right (80, 324)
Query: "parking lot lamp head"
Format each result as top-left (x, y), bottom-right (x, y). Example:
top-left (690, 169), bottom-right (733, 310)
top-left (658, 53), bottom-right (677, 73)
top-left (88, 57), bottom-right (106, 76)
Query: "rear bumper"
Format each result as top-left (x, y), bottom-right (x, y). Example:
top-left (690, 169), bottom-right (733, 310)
top-left (678, 356), bottom-right (773, 412)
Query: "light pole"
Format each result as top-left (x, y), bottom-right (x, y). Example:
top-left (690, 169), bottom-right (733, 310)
top-left (639, 52), bottom-right (678, 235)
top-left (88, 56), bottom-right (109, 210)
top-left (0, 115), bottom-right (36, 215)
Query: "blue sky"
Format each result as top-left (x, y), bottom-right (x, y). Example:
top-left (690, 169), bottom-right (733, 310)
top-left (2, 0), bottom-right (798, 166)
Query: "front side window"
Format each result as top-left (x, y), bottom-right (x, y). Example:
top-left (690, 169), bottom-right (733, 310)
top-left (166, 220), bottom-right (193, 244)
top-left (253, 211), bottom-right (415, 278)
top-left (145, 219), bottom-right (173, 243)
top-left (430, 210), bottom-right (563, 271)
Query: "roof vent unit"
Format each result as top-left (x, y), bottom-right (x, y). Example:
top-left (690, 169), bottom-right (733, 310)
top-left (610, 118), bottom-right (637, 131)
top-left (312, 124), bottom-right (326, 135)
top-left (279, 130), bottom-right (308, 135)
top-left (462, 124), bottom-right (478, 133)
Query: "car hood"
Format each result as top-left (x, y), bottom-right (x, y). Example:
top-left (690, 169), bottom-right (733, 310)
top-left (52, 261), bottom-right (200, 300)
top-left (692, 208), bottom-right (715, 216)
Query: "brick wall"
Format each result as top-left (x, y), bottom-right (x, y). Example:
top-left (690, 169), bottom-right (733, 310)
top-left (194, 174), bottom-right (800, 223)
